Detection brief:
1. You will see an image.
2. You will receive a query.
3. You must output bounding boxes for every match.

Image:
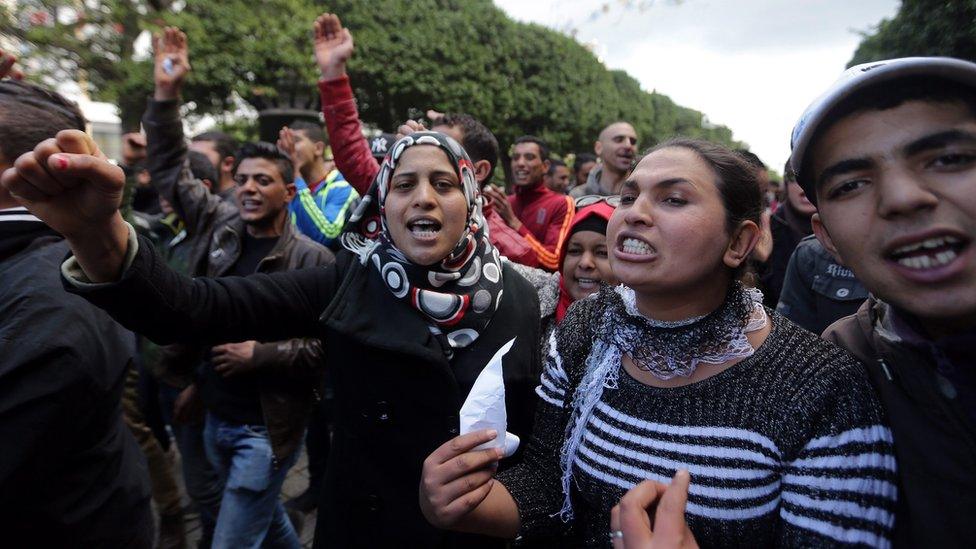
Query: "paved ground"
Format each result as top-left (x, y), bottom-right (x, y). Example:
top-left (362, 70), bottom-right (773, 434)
top-left (171, 448), bottom-right (317, 548)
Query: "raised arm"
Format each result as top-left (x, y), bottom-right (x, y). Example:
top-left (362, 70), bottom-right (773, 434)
top-left (0, 131), bottom-right (330, 344)
top-left (145, 27), bottom-right (232, 235)
top-left (314, 13), bottom-right (379, 195)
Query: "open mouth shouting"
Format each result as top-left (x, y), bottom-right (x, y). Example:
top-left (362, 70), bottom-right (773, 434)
top-left (407, 216), bottom-right (443, 242)
top-left (884, 231), bottom-right (971, 282)
top-left (240, 197), bottom-right (264, 214)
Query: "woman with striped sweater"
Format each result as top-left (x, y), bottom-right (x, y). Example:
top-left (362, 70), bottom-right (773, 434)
top-left (420, 139), bottom-right (896, 547)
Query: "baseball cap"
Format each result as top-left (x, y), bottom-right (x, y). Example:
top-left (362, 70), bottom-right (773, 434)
top-left (368, 133), bottom-right (397, 160)
top-left (790, 57), bottom-right (976, 203)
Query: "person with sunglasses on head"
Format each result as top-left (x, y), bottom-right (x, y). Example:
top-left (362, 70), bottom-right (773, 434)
top-left (419, 139), bottom-right (895, 547)
top-left (508, 195), bottom-right (619, 355)
top-left (791, 56), bottom-right (976, 548)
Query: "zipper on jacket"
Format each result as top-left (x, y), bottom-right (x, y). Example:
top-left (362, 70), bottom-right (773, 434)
top-left (878, 359), bottom-right (894, 382)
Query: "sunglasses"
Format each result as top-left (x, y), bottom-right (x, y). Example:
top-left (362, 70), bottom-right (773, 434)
top-left (574, 194), bottom-right (621, 208)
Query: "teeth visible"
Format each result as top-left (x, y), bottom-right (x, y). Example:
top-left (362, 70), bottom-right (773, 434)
top-left (621, 237), bottom-right (653, 256)
top-left (893, 236), bottom-right (960, 255)
top-left (897, 248), bottom-right (958, 269)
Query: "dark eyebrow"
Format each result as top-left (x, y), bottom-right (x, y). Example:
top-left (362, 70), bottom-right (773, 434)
top-left (653, 177), bottom-right (693, 190)
top-left (622, 179), bottom-right (638, 191)
top-left (817, 158), bottom-right (875, 187)
top-left (903, 129), bottom-right (976, 157)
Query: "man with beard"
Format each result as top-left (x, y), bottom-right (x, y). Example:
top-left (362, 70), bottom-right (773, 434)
top-left (570, 121), bottom-right (638, 198)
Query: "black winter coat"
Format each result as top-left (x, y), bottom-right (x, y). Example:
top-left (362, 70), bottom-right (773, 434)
top-left (65, 234), bottom-right (543, 547)
top-left (1, 230), bottom-right (151, 547)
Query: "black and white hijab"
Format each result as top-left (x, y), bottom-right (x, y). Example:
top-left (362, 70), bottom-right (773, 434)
top-left (341, 132), bottom-right (504, 357)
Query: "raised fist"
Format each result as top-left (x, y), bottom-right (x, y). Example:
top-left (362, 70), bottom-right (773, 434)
top-left (1, 129), bottom-right (129, 281)
top-left (313, 13), bottom-right (354, 80)
top-left (153, 26), bottom-right (191, 101)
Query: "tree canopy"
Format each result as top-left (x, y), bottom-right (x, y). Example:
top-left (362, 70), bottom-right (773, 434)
top-left (849, 0), bottom-right (976, 67)
top-left (4, 0), bottom-right (742, 155)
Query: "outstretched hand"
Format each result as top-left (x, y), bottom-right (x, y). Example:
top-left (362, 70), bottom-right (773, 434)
top-left (313, 13), bottom-right (354, 80)
top-left (277, 127), bottom-right (302, 172)
top-left (0, 48), bottom-right (24, 81)
top-left (0, 130), bottom-right (129, 281)
top-left (610, 470), bottom-right (699, 549)
top-left (153, 26), bottom-right (190, 100)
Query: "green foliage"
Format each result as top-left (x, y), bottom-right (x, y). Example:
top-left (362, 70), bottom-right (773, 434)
top-left (6, 0), bottom-right (741, 153)
top-left (849, 0), bottom-right (976, 67)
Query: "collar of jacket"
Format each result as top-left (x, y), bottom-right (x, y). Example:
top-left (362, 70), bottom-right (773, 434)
top-left (319, 252), bottom-right (453, 370)
top-left (585, 164), bottom-right (610, 195)
top-left (513, 178), bottom-right (548, 200)
top-left (207, 215), bottom-right (300, 277)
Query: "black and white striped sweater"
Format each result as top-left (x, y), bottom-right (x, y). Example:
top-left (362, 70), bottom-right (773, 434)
top-left (497, 290), bottom-right (896, 548)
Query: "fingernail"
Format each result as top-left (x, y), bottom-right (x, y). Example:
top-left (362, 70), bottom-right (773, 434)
top-left (675, 469), bottom-right (689, 481)
top-left (486, 429), bottom-right (497, 439)
top-left (54, 155), bottom-right (68, 170)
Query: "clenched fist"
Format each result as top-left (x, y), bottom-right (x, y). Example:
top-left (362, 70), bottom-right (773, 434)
top-left (0, 129), bottom-right (130, 281)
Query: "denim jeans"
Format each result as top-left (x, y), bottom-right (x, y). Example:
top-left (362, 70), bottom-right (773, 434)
top-left (158, 385), bottom-right (223, 542)
top-left (203, 414), bottom-right (301, 549)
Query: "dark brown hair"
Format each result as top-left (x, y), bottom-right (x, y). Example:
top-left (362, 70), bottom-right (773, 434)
top-left (643, 138), bottom-right (764, 281)
top-left (648, 138), bottom-right (763, 235)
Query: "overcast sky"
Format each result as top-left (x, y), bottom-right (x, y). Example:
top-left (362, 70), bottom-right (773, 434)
top-left (494, 0), bottom-right (899, 172)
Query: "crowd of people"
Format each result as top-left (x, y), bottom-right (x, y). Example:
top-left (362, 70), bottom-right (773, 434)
top-left (0, 8), bottom-right (974, 549)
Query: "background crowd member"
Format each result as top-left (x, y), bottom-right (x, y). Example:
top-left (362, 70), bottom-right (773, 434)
top-left (311, 13), bottom-right (539, 267)
top-left (134, 149), bottom-right (224, 546)
top-left (570, 121), bottom-right (638, 198)
top-left (149, 28), bottom-right (334, 547)
top-left (572, 152), bottom-right (597, 191)
top-left (190, 130), bottom-right (239, 200)
top-left (368, 132), bottom-right (397, 160)
top-left (776, 234), bottom-right (868, 334)
top-left (278, 121), bottom-right (359, 249)
top-left (509, 199), bottom-right (617, 355)
top-left (0, 59), bottom-right (152, 547)
top-left (791, 57), bottom-right (976, 548)
top-left (757, 161), bottom-right (816, 307)
top-left (420, 138), bottom-right (896, 548)
top-left (486, 135), bottom-right (575, 270)
top-left (543, 157), bottom-right (571, 193)
top-left (8, 128), bottom-right (543, 548)
top-left (121, 131), bottom-right (161, 215)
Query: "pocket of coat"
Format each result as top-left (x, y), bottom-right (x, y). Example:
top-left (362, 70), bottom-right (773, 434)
top-left (812, 274), bottom-right (869, 302)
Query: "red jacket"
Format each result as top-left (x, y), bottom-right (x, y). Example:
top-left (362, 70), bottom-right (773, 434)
top-left (317, 77), bottom-right (538, 267)
top-left (509, 182), bottom-right (575, 270)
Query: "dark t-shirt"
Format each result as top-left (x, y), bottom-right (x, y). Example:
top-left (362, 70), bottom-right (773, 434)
top-left (198, 232), bottom-right (280, 425)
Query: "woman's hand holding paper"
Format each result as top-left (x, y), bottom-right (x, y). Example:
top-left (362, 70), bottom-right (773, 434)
top-left (419, 429), bottom-right (502, 528)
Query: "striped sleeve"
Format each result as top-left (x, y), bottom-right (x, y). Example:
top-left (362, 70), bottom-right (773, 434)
top-left (779, 366), bottom-right (897, 548)
top-left (535, 329), bottom-right (570, 408)
top-left (520, 195), bottom-right (575, 270)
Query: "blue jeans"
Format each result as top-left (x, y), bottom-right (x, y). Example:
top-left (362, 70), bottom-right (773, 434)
top-left (158, 385), bottom-right (223, 541)
top-left (203, 414), bottom-right (301, 549)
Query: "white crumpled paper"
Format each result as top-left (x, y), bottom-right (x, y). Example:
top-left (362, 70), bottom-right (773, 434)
top-left (459, 337), bottom-right (520, 458)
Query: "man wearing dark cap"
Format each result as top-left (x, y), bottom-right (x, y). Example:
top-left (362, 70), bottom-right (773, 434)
top-left (791, 56), bottom-right (976, 548)
top-left (368, 132), bottom-right (397, 160)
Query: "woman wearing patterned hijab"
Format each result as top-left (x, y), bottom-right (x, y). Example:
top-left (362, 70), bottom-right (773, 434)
top-left (341, 131), bottom-right (506, 356)
top-left (49, 131), bottom-right (543, 547)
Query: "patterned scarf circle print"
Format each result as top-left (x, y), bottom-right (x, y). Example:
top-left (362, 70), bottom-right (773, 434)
top-left (341, 132), bottom-right (504, 355)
